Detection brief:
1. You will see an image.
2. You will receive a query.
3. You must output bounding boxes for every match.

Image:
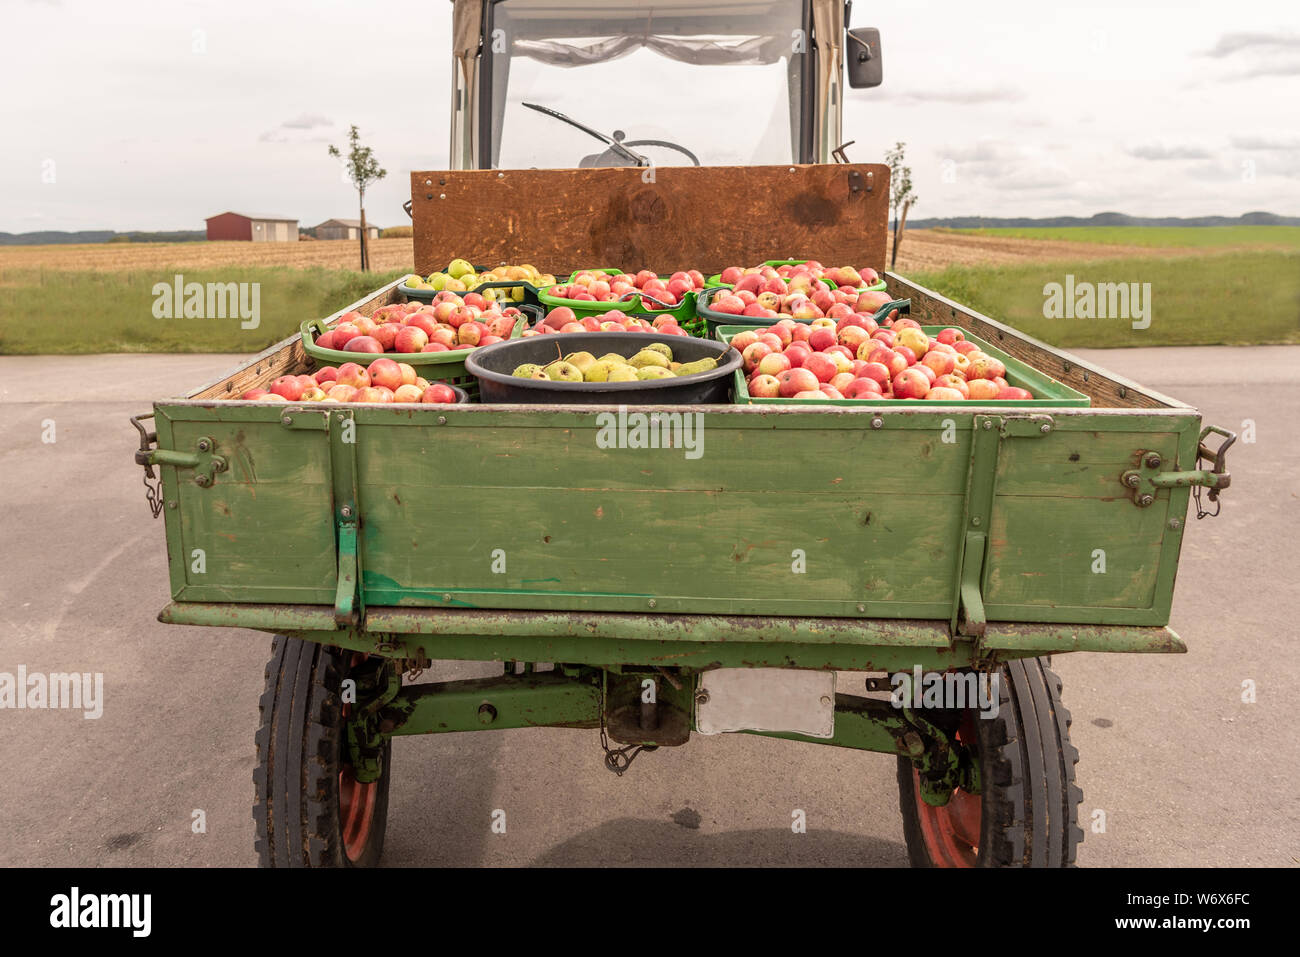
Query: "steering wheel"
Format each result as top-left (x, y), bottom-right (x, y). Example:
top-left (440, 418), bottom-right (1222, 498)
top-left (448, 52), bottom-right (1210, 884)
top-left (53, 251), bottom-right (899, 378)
top-left (581, 131), bottom-right (701, 168)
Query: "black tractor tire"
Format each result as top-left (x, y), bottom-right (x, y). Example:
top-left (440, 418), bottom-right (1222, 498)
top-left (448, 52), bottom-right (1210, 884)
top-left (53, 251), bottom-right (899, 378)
top-left (896, 656), bottom-right (1083, 867)
top-left (253, 636), bottom-right (391, 867)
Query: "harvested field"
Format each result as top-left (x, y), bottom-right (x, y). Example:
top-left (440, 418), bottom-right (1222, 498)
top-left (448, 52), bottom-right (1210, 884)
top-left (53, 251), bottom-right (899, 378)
top-left (0, 238), bottom-right (419, 273)
top-left (0, 229), bottom-right (1220, 275)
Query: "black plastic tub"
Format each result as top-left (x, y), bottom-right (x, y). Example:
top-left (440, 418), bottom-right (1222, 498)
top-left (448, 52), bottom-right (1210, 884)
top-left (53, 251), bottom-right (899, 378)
top-left (464, 332), bottom-right (741, 405)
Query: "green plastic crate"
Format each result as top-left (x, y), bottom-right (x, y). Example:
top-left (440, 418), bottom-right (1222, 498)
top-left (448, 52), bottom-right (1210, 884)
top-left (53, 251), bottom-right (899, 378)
top-left (696, 286), bottom-right (911, 339)
top-left (536, 283), bottom-right (696, 325)
top-left (705, 259), bottom-right (889, 292)
top-left (717, 324), bottom-right (1091, 408)
top-left (300, 303), bottom-right (537, 400)
top-left (398, 276), bottom-right (540, 307)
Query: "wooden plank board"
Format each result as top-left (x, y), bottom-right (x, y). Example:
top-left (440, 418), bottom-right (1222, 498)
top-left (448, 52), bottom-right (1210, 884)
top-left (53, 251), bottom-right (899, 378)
top-left (410, 164), bottom-right (890, 277)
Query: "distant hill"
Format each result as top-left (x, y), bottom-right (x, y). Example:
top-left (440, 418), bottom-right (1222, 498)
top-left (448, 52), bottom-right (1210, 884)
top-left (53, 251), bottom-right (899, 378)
top-left (0, 230), bottom-right (207, 246)
top-left (908, 212), bottom-right (1300, 229)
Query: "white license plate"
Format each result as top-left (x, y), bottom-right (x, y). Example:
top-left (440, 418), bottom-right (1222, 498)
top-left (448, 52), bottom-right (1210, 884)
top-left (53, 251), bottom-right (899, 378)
top-left (695, 668), bottom-right (835, 738)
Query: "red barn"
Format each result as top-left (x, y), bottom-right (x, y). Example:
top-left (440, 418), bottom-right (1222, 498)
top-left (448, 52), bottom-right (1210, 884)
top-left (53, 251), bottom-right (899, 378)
top-left (205, 212), bottom-right (299, 242)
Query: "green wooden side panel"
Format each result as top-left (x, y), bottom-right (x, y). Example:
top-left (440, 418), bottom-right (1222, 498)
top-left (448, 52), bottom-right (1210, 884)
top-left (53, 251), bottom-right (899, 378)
top-left (152, 402), bottom-right (1201, 628)
top-left (982, 421), bottom-right (1193, 625)
top-left (163, 413), bottom-right (337, 602)
top-left (355, 418), bottom-right (967, 617)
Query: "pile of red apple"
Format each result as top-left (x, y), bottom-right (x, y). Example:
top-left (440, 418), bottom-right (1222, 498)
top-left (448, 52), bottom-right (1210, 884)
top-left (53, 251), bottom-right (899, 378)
top-left (310, 292), bottom-right (525, 356)
top-left (544, 269), bottom-right (705, 311)
top-left (241, 357), bottom-right (460, 404)
top-left (524, 305), bottom-right (691, 337)
top-left (707, 280), bottom-right (895, 324)
top-left (730, 316), bottom-right (1035, 402)
top-left (716, 260), bottom-right (881, 291)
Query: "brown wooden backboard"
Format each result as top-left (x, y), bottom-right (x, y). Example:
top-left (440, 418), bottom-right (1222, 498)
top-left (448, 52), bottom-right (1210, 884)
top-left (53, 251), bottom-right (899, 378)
top-left (410, 164), bottom-right (890, 277)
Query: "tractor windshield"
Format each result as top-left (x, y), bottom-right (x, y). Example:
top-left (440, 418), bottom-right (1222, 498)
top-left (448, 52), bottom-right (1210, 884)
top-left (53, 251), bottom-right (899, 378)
top-left (481, 0), bottom-right (809, 169)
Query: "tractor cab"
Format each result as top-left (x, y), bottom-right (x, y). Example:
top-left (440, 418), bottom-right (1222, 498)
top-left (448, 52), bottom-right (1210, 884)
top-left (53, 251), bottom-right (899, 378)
top-left (448, 0), bottom-right (881, 170)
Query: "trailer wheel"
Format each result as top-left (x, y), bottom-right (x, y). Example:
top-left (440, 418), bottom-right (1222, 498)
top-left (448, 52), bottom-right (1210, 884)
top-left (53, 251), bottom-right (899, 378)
top-left (896, 657), bottom-right (1083, 867)
top-left (253, 636), bottom-right (392, 867)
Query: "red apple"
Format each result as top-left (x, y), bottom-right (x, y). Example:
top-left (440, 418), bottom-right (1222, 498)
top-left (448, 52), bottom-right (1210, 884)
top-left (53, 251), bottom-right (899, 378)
top-left (749, 374), bottom-right (781, 398)
top-left (421, 383), bottom-right (458, 404)
top-left (370, 323), bottom-right (401, 351)
top-left (335, 362), bottom-right (371, 390)
top-left (393, 384), bottom-right (425, 403)
top-left (925, 386), bottom-right (967, 401)
top-left (756, 352), bottom-right (792, 377)
top-left (394, 326), bottom-right (430, 353)
top-left (892, 368), bottom-right (931, 399)
top-left (344, 336), bottom-right (383, 354)
top-left (742, 342), bottom-right (773, 373)
top-left (784, 344), bottom-right (812, 367)
top-left (330, 322), bottom-right (361, 350)
top-left (367, 357), bottom-right (404, 392)
top-left (934, 374), bottom-right (971, 398)
top-left (777, 367), bottom-right (820, 397)
top-left (843, 377), bottom-right (884, 399)
top-left (269, 376), bottom-right (305, 401)
top-left (921, 350), bottom-right (956, 377)
top-left (802, 353), bottom-right (839, 383)
top-left (997, 386), bottom-right (1034, 400)
top-left (406, 314), bottom-right (438, 338)
top-left (326, 384), bottom-right (358, 402)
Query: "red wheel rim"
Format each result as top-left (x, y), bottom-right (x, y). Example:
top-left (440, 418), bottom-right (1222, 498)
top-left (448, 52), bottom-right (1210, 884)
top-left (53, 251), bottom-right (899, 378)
top-left (339, 654), bottom-right (379, 863)
top-left (912, 713), bottom-right (982, 867)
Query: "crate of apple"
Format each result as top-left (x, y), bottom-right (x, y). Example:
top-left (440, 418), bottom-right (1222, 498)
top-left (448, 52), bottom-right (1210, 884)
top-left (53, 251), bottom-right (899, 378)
top-left (523, 305), bottom-right (691, 338)
top-left (710, 260), bottom-right (887, 292)
top-left (723, 318), bottom-right (1089, 405)
top-left (303, 291), bottom-right (530, 365)
top-left (539, 268), bottom-right (703, 321)
top-left (240, 357), bottom-right (465, 405)
top-left (697, 280), bottom-right (900, 337)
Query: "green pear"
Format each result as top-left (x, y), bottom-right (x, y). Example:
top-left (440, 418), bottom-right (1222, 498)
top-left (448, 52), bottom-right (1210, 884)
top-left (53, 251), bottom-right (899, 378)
top-left (512, 363), bottom-right (544, 379)
top-left (447, 258), bottom-right (475, 279)
top-left (644, 342), bottom-right (674, 360)
top-left (675, 358), bottom-right (718, 377)
top-left (629, 349), bottom-right (670, 369)
top-left (606, 366), bottom-right (640, 382)
top-left (584, 359), bottom-right (626, 382)
top-left (636, 366), bottom-right (675, 380)
top-left (427, 272), bottom-right (449, 290)
top-left (598, 353), bottom-right (628, 364)
top-left (564, 351), bottom-right (597, 374)
top-left (544, 360), bottom-right (583, 382)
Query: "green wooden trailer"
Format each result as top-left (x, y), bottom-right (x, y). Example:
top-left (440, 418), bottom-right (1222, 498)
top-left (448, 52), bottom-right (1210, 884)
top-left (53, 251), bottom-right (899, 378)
top-left (135, 220), bottom-right (1234, 866)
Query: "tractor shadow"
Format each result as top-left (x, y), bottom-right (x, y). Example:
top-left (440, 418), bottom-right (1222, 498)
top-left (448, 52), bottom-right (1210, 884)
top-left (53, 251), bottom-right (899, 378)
top-left (530, 817), bottom-right (909, 867)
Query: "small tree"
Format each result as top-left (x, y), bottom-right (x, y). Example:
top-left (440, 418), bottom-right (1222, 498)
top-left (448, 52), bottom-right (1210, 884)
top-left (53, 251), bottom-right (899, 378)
top-left (328, 125), bottom-right (386, 271)
top-left (886, 142), bottom-right (918, 270)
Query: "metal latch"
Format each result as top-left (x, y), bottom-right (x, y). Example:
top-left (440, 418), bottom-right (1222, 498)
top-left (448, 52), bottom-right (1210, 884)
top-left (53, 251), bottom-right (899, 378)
top-left (131, 414), bottom-right (227, 493)
top-left (1121, 425), bottom-right (1235, 513)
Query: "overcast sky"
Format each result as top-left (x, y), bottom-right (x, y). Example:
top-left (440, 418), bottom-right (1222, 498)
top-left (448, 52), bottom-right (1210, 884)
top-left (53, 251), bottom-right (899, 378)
top-left (4, 0), bottom-right (1298, 232)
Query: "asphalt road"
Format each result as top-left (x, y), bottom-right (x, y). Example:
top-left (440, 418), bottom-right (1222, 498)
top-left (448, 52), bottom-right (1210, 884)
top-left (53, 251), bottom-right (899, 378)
top-left (1, 347), bottom-right (1296, 867)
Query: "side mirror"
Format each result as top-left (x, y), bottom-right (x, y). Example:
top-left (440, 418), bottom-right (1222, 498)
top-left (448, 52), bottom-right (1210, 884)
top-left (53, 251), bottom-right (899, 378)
top-left (846, 27), bottom-right (882, 89)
